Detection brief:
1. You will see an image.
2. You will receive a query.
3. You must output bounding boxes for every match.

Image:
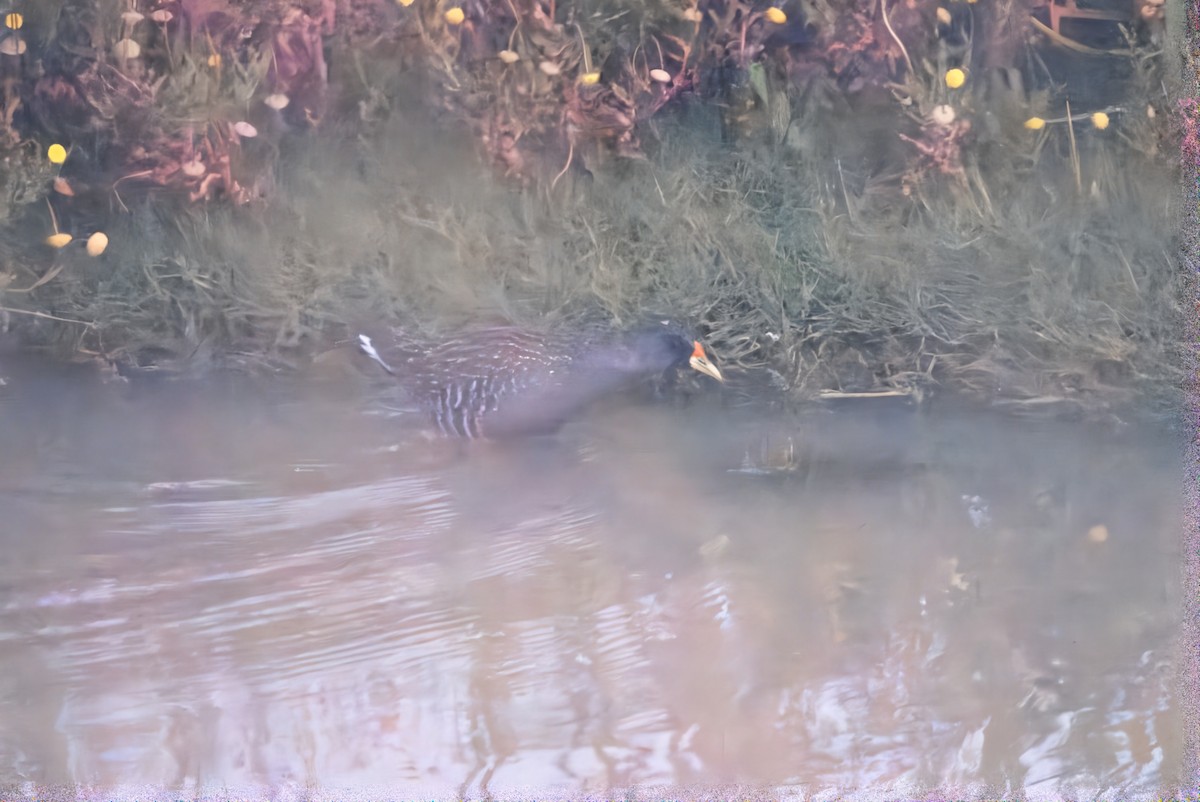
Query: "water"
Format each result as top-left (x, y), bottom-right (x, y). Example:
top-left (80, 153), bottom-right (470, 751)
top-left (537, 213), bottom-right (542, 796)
top-left (0, 358), bottom-right (1182, 799)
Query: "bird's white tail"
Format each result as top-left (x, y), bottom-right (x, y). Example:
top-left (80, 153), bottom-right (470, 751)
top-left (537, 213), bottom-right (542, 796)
top-left (357, 334), bottom-right (397, 375)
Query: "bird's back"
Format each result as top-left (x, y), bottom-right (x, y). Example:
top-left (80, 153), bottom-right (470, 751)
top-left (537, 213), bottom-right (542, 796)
top-left (357, 321), bottom-right (701, 439)
top-left (361, 325), bottom-right (586, 438)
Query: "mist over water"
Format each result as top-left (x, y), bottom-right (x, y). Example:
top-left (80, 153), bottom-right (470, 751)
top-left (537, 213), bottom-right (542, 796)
top-left (0, 359), bottom-right (1181, 798)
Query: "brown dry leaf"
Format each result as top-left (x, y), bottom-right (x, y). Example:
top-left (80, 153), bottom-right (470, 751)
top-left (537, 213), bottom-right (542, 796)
top-left (179, 0), bottom-right (231, 27)
top-left (53, 177), bottom-right (75, 196)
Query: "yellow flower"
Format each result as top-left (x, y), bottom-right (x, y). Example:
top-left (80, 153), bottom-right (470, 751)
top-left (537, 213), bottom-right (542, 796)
top-left (396, 0), bottom-right (415, 6)
top-left (1024, 116), bottom-right (1046, 130)
top-left (5, 12), bottom-right (22, 29)
top-left (46, 233), bottom-right (72, 248)
top-left (207, 52), bottom-right (221, 68)
top-left (113, 38), bottom-right (141, 59)
top-left (444, 7), bottom-right (465, 24)
top-left (86, 232), bottom-right (109, 257)
top-left (579, 71), bottom-right (600, 85)
top-left (944, 68), bottom-right (966, 89)
top-left (1091, 111), bottom-right (1109, 130)
top-left (765, 7), bottom-right (787, 24)
top-left (47, 143), bottom-right (67, 164)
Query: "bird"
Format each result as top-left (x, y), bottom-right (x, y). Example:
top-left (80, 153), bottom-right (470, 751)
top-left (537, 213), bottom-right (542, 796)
top-left (355, 320), bottom-right (724, 439)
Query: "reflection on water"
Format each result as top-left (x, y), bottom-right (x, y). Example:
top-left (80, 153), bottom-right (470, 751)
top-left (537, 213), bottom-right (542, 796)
top-left (0, 359), bottom-right (1182, 799)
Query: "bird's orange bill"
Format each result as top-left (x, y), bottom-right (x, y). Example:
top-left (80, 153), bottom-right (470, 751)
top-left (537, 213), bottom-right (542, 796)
top-left (689, 341), bottom-right (724, 382)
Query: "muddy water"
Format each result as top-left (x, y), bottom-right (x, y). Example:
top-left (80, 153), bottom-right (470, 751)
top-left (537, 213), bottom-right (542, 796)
top-left (0, 359), bottom-right (1182, 799)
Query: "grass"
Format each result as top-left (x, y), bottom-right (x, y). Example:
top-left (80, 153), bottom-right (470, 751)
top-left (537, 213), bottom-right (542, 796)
top-left (0, 3), bottom-right (1184, 421)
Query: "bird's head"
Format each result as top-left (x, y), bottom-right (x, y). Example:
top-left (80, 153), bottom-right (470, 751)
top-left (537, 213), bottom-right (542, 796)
top-left (627, 322), bottom-right (724, 383)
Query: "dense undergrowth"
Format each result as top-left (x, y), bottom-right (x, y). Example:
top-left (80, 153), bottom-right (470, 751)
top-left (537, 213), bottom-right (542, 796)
top-left (0, 0), bottom-right (1186, 418)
